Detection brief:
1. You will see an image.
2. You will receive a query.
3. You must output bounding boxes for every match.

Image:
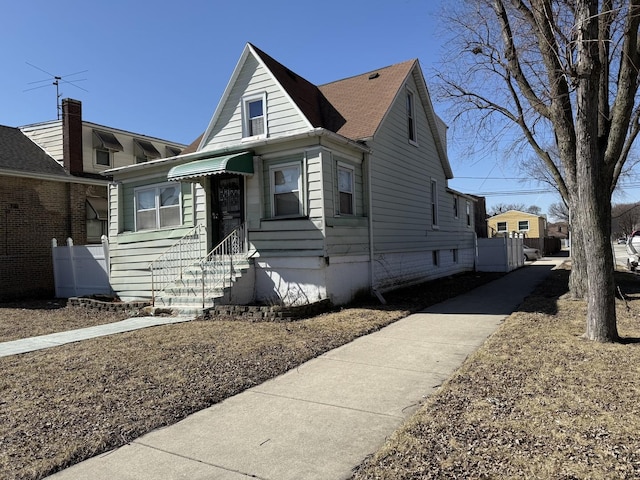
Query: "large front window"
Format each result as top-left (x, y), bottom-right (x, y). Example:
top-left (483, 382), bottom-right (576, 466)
top-left (135, 184), bottom-right (182, 231)
top-left (271, 163), bottom-right (301, 217)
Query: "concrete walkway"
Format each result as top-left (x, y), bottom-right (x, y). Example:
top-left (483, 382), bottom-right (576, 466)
top-left (44, 258), bottom-right (563, 480)
top-left (0, 316), bottom-right (194, 357)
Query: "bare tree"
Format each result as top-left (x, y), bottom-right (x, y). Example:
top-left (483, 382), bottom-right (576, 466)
top-left (612, 203), bottom-right (640, 236)
top-left (437, 0), bottom-right (640, 342)
top-left (549, 202), bottom-right (570, 222)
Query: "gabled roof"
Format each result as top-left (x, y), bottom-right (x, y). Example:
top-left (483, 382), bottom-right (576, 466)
top-left (0, 125), bottom-right (69, 178)
top-left (491, 210), bottom-right (546, 219)
top-left (196, 43), bottom-right (452, 177)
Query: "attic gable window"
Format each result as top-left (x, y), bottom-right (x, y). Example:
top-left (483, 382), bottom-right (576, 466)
top-left (406, 89), bottom-right (417, 145)
top-left (242, 93), bottom-right (267, 138)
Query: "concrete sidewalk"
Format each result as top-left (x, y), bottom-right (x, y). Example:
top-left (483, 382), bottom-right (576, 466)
top-left (0, 316), bottom-right (194, 358)
top-left (47, 258), bottom-right (563, 480)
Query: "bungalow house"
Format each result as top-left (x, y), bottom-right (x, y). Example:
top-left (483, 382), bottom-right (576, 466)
top-left (487, 209), bottom-right (547, 252)
top-left (105, 43), bottom-right (477, 311)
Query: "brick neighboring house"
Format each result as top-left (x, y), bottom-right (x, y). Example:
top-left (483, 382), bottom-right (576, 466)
top-left (0, 125), bottom-right (103, 300)
top-left (0, 100), bottom-right (186, 301)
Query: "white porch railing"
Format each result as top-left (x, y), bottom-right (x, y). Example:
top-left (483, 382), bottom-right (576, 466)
top-left (149, 224), bottom-right (205, 306)
top-left (200, 223), bottom-right (248, 307)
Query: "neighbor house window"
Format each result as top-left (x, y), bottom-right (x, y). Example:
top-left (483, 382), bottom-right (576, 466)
top-left (337, 163), bottom-right (354, 215)
top-left (407, 89), bottom-right (417, 144)
top-left (135, 183), bottom-right (182, 231)
top-left (242, 93), bottom-right (267, 138)
top-left (518, 220), bottom-right (530, 231)
top-left (271, 162), bottom-right (302, 217)
top-left (93, 129), bottom-right (123, 167)
top-left (96, 148), bottom-right (111, 166)
top-left (452, 249), bottom-right (458, 263)
top-left (433, 250), bottom-right (440, 266)
top-left (431, 179), bottom-right (439, 226)
top-left (453, 196), bottom-right (459, 218)
top-left (466, 201), bottom-right (471, 226)
top-left (497, 221), bottom-right (507, 233)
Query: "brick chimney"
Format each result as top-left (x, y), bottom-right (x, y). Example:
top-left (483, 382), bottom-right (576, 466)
top-left (62, 98), bottom-right (83, 175)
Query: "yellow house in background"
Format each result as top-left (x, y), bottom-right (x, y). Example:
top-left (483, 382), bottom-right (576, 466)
top-left (487, 210), bottom-right (547, 239)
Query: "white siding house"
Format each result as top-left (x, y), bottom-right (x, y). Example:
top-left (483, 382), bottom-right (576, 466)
top-left (105, 43), bottom-right (477, 310)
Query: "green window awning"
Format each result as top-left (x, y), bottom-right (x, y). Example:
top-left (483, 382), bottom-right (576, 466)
top-left (167, 151), bottom-right (254, 181)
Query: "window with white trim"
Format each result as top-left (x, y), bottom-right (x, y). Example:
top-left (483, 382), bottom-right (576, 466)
top-left (270, 162), bottom-right (302, 217)
top-left (242, 93), bottom-right (267, 138)
top-left (466, 201), bottom-right (471, 226)
top-left (407, 89), bottom-right (417, 144)
top-left (431, 179), bottom-right (439, 226)
top-left (337, 163), bottom-right (354, 215)
top-left (518, 220), bottom-right (530, 231)
top-left (497, 221), bottom-right (507, 233)
top-left (135, 183), bottom-right (182, 231)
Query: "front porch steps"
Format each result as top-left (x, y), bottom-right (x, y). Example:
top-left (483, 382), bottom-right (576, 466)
top-left (154, 259), bottom-right (251, 316)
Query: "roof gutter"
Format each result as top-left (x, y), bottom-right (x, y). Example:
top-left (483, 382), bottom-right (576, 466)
top-left (0, 168), bottom-right (108, 186)
top-left (104, 128), bottom-right (371, 176)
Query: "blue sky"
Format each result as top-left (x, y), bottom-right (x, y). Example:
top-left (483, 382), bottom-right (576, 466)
top-left (5, 0), bottom-right (635, 217)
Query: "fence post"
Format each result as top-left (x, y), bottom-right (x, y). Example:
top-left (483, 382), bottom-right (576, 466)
top-left (66, 238), bottom-right (78, 297)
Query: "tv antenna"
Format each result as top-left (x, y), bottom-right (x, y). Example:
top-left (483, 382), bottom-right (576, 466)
top-left (24, 62), bottom-right (88, 120)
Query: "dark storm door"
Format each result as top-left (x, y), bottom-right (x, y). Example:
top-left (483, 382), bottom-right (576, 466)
top-left (210, 175), bottom-right (244, 249)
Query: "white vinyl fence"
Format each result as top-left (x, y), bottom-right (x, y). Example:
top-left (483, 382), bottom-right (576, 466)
top-left (52, 236), bottom-right (111, 298)
top-left (476, 236), bottom-right (524, 272)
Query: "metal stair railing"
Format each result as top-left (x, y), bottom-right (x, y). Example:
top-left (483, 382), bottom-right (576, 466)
top-left (200, 223), bottom-right (248, 307)
top-left (149, 224), bottom-right (205, 306)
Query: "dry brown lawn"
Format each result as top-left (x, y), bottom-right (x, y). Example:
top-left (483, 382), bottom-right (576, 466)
top-left (0, 300), bottom-right (132, 343)
top-left (0, 271), bottom-right (502, 480)
top-left (351, 266), bottom-right (640, 479)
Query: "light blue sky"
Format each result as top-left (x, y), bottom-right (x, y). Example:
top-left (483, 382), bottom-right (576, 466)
top-left (4, 0), bottom-right (637, 217)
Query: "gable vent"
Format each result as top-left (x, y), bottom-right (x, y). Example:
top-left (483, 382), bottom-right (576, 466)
top-left (368, 72), bottom-right (380, 80)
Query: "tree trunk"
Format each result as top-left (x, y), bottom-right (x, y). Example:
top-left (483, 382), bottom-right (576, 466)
top-left (568, 195), bottom-right (588, 299)
top-left (574, 0), bottom-right (618, 342)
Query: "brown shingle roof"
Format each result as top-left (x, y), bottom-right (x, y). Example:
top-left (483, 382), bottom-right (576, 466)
top-left (318, 60), bottom-right (416, 140)
top-left (249, 44), bottom-right (344, 131)
top-left (251, 43), bottom-right (416, 141)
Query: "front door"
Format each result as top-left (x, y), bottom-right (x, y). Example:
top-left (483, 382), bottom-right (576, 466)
top-left (210, 175), bottom-right (244, 249)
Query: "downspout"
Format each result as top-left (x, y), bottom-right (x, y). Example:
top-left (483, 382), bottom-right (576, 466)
top-left (366, 150), bottom-right (385, 304)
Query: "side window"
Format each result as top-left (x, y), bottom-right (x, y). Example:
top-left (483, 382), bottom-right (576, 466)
top-left (407, 89), bottom-right (417, 144)
top-left (431, 179), bottom-right (439, 226)
top-left (337, 163), bottom-right (355, 215)
top-left (453, 196), bottom-right (459, 218)
top-left (497, 221), bottom-right (507, 233)
top-left (518, 220), bottom-right (530, 231)
top-left (135, 184), bottom-right (182, 231)
top-left (466, 201), bottom-right (472, 227)
top-left (270, 163), bottom-right (302, 217)
top-left (242, 93), bottom-right (267, 138)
